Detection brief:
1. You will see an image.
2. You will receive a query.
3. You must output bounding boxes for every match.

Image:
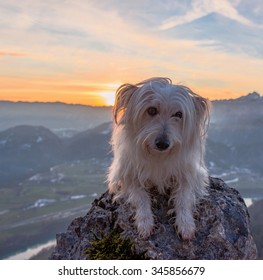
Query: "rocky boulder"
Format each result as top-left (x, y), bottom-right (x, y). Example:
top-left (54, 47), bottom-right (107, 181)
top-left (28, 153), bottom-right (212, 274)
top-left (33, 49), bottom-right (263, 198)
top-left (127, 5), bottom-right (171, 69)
top-left (51, 177), bottom-right (257, 260)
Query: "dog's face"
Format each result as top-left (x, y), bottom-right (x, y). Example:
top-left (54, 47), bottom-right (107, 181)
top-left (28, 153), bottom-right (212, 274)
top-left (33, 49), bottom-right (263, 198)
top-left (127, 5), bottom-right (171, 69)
top-left (113, 78), bottom-right (210, 157)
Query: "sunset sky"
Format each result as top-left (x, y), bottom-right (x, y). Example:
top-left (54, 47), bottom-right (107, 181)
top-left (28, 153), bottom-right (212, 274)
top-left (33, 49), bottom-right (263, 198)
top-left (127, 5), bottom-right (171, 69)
top-left (0, 0), bottom-right (262, 106)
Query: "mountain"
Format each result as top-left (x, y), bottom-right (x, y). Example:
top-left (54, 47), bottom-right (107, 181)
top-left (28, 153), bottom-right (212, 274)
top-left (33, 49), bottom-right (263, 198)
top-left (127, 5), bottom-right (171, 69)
top-left (0, 123), bottom-right (113, 187)
top-left (64, 122), bottom-right (112, 160)
top-left (0, 101), bottom-right (112, 137)
top-left (207, 92), bottom-right (263, 174)
top-left (0, 125), bottom-right (63, 187)
top-left (235, 92), bottom-right (261, 102)
top-left (210, 91), bottom-right (263, 125)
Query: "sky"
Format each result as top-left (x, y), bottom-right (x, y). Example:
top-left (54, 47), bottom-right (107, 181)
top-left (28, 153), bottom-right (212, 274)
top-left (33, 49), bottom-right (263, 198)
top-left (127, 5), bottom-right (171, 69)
top-left (0, 0), bottom-right (262, 106)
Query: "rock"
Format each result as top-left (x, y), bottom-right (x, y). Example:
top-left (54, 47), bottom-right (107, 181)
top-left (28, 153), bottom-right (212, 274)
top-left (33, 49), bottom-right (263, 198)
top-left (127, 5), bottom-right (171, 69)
top-left (248, 199), bottom-right (263, 259)
top-left (50, 177), bottom-right (257, 260)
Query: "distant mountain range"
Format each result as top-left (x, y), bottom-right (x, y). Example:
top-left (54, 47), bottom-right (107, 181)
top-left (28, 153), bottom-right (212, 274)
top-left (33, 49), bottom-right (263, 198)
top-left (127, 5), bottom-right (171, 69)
top-left (0, 92), bottom-right (262, 187)
top-left (207, 91), bottom-right (263, 174)
top-left (0, 101), bottom-right (112, 137)
top-left (1, 92), bottom-right (262, 135)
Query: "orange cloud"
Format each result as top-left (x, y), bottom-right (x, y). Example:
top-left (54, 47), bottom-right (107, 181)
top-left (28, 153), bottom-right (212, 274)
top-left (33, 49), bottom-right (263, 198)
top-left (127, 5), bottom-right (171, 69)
top-left (0, 51), bottom-right (28, 57)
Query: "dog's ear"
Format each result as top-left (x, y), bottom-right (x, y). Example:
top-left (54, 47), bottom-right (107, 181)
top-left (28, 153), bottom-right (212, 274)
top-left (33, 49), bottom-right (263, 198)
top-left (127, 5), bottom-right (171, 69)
top-left (113, 83), bottom-right (138, 124)
top-left (193, 96), bottom-right (211, 135)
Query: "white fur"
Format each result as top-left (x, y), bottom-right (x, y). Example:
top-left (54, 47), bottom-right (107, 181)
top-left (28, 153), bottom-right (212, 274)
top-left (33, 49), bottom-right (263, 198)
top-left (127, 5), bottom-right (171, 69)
top-left (107, 77), bottom-right (211, 239)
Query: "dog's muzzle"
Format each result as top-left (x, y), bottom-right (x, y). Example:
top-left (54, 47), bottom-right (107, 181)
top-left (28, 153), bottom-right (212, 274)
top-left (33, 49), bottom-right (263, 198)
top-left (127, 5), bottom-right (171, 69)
top-left (155, 136), bottom-right (170, 151)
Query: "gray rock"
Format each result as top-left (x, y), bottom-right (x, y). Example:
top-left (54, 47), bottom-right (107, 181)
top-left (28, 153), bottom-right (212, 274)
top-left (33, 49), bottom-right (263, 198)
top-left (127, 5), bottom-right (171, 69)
top-left (51, 177), bottom-right (257, 260)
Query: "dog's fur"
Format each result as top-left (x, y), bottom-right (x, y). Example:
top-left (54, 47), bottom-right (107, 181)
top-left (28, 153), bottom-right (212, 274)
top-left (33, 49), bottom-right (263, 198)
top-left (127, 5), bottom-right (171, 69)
top-left (107, 77), bottom-right (210, 240)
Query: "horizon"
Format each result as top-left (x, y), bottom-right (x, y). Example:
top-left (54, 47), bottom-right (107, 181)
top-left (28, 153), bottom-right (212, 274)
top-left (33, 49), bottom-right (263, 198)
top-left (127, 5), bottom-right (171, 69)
top-left (1, 0), bottom-right (263, 106)
top-left (0, 90), bottom-right (262, 107)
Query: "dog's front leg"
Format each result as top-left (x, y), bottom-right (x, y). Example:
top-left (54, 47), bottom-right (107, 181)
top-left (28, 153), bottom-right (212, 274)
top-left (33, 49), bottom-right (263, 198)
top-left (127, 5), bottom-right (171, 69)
top-left (170, 186), bottom-right (196, 240)
top-left (127, 186), bottom-right (154, 238)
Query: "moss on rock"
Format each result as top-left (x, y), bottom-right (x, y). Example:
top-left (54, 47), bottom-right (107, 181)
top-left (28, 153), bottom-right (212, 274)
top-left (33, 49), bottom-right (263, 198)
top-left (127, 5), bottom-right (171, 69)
top-left (84, 229), bottom-right (147, 260)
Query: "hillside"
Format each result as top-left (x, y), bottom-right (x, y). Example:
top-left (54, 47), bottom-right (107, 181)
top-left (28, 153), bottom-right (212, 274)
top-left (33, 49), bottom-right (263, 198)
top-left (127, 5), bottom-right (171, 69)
top-left (0, 125), bottom-right (63, 186)
top-left (64, 122), bottom-right (112, 160)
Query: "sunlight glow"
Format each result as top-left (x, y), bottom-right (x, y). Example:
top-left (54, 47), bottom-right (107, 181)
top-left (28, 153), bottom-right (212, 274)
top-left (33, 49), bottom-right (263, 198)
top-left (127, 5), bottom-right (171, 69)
top-left (98, 91), bottom-right (116, 106)
top-left (96, 83), bottom-right (121, 106)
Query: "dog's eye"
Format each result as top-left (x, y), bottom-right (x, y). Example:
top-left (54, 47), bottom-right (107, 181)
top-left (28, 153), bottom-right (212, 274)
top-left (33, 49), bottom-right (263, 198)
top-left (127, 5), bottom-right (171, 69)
top-left (172, 111), bottom-right (183, 119)
top-left (147, 107), bottom-right (158, 116)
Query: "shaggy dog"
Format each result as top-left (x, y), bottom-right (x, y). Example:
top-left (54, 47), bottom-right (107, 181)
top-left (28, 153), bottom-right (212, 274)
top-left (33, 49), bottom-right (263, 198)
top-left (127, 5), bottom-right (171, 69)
top-left (107, 77), bottom-right (210, 240)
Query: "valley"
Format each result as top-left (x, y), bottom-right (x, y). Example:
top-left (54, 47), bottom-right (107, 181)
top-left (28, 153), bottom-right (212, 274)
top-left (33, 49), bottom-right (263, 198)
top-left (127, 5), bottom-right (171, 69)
top-left (0, 158), bottom-right (108, 259)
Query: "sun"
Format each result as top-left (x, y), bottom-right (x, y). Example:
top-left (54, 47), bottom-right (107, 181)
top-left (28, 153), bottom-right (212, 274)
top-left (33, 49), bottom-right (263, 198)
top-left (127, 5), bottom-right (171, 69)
top-left (97, 83), bottom-right (121, 106)
top-left (98, 91), bottom-right (116, 106)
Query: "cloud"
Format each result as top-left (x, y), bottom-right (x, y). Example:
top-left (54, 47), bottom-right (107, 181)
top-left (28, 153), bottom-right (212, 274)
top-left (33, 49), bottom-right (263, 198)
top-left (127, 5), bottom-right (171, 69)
top-left (0, 51), bottom-right (27, 57)
top-left (159, 0), bottom-right (259, 30)
top-left (0, 0), bottom-right (262, 104)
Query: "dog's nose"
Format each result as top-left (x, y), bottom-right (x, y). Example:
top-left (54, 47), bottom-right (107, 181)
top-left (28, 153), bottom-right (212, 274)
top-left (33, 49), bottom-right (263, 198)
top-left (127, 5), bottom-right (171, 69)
top-left (155, 137), bottom-right (170, 151)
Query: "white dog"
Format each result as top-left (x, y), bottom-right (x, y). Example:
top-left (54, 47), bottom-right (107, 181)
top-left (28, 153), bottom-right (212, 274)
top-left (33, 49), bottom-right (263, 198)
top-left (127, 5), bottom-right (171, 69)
top-left (107, 77), bottom-right (210, 240)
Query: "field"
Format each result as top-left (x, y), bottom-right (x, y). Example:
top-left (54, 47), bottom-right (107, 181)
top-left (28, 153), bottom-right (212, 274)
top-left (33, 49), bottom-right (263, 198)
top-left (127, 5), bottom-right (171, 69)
top-left (0, 159), bottom-right (108, 259)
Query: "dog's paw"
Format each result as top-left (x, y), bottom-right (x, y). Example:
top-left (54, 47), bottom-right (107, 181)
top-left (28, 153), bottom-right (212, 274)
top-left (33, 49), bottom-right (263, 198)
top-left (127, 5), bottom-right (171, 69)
top-left (135, 215), bottom-right (155, 239)
top-left (175, 218), bottom-right (196, 241)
